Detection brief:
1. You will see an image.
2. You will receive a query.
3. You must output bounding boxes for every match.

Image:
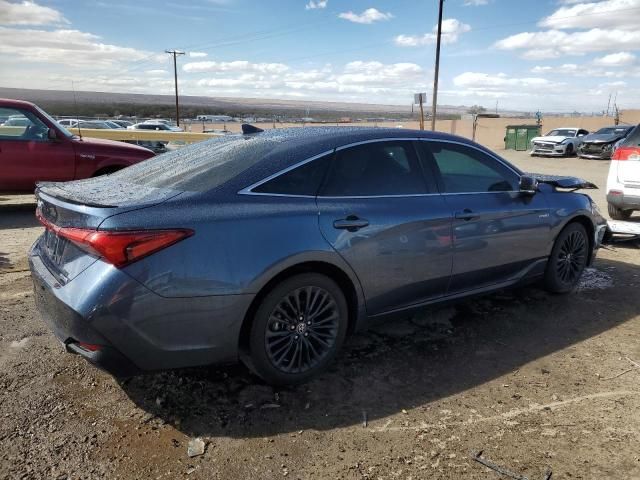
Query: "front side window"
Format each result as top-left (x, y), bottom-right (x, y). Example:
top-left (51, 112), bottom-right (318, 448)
top-left (0, 107), bottom-right (49, 141)
top-left (252, 154), bottom-right (332, 196)
top-left (420, 141), bottom-right (518, 193)
top-left (320, 141), bottom-right (428, 196)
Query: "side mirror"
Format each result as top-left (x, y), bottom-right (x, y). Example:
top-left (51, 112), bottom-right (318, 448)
top-left (47, 128), bottom-right (58, 141)
top-left (519, 175), bottom-right (538, 195)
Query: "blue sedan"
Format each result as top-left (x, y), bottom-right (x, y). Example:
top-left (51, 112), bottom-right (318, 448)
top-left (30, 127), bottom-right (607, 385)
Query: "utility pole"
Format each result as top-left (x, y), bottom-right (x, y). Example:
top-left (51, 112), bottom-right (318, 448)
top-left (166, 49), bottom-right (185, 126)
top-left (606, 93), bottom-right (612, 117)
top-left (431, 0), bottom-right (444, 131)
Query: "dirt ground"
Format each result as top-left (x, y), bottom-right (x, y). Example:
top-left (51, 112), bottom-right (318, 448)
top-left (1, 151), bottom-right (639, 480)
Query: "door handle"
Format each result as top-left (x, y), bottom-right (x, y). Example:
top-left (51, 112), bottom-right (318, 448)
top-left (333, 215), bottom-right (369, 231)
top-left (454, 209), bottom-right (479, 221)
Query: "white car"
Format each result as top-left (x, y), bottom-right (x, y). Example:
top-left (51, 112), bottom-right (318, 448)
top-left (143, 119), bottom-right (183, 132)
top-left (607, 125), bottom-right (640, 220)
top-left (530, 128), bottom-right (589, 157)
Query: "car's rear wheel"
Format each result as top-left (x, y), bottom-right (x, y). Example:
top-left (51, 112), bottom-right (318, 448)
top-left (608, 203), bottom-right (632, 220)
top-left (246, 273), bottom-right (348, 385)
top-left (544, 223), bottom-right (589, 293)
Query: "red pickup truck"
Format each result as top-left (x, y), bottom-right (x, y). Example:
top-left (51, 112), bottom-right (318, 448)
top-left (0, 98), bottom-right (155, 193)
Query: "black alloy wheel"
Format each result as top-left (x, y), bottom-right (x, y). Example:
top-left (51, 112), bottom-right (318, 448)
top-left (544, 223), bottom-right (589, 293)
top-left (247, 273), bottom-right (348, 385)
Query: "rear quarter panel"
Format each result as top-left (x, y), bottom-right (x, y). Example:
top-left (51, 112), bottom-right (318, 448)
top-left (99, 194), bottom-right (364, 301)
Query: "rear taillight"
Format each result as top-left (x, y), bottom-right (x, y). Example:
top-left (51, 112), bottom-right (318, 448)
top-left (612, 146), bottom-right (640, 161)
top-left (37, 213), bottom-right (193, 267)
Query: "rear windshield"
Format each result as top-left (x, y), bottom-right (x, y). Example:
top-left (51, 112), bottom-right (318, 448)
top-left (109, 135), bottom-right (279, 192)
top-left (595, 127), bottom-right (630, 135)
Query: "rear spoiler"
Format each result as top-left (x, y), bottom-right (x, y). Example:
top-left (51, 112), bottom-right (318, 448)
top-left (528, 173), bottom-right (598, 190)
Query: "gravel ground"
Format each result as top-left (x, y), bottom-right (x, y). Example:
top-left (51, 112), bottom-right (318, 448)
top-left (1, 151), bottom-right (639, 479)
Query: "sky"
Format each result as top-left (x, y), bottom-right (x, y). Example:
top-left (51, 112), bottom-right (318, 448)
top-left (1, 0), bottom-right (639, 112)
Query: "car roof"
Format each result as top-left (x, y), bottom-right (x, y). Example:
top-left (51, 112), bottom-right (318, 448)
top-left (0, 98), bottom-right (36, 109)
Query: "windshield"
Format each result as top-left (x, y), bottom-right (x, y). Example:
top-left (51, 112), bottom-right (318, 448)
top-left (595, 127), bottom-right (629, 135)
top-left (35, 106), bottom-right (74, 138)
top-left (546, 129), bottom-right (576, 137)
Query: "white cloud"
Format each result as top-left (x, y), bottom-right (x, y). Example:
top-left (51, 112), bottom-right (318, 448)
top-left (451, 72), bottom-right (564, 100)
top-left (146, 69), bottom-right (168, 76)
top-left (0, 26), bottom-right (155, 67)
top-left (338, 8), bottom-right (393, 24)
top-left (189, 51), bottom-right (208, 58)
top-left (495, 28), bottom-right (640, 58)
top-left (540, 0), bottom-right (640, 31)
top-left (183, 60), bottom-right (289, 74)
top-left (463, 0), bottom-right (489, 5)
top-left (395, 18), bottom-right (471, 46)
top-left (0, 0), bottom-right (68, 26)
top-left (305, 0), bottom-right (327, 10)
top-left (593, 51), bottom-right (636, 66)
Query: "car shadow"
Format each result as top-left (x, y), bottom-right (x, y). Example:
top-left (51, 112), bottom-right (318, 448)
top-left (118, 256), bottom-right (637, 439)
top-left (0, 203), bottom-right (40, 230)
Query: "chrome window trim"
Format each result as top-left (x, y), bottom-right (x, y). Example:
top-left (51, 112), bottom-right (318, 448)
top-left (238, 136), bottom-right (523, 198)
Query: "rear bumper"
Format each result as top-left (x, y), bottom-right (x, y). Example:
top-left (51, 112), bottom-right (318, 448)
top-left (607, 192), bottom-right (640, 209)
top-left (29, 239), bottom-right (254, 377)
top-left (30, 254), bottom-right (140, 377)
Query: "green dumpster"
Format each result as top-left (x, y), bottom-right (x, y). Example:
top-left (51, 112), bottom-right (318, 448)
top-left (505, 125), bottom-right (540, 151)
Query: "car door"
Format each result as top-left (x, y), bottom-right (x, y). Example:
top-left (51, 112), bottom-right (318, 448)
top-left (416, 140), bottom-right (551, 294)
top-left (0, 106), bottom-right (75, 192)
top-left (317, 139), bottom-right (453, 315)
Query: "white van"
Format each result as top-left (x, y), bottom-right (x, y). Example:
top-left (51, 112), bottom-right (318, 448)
top-left (607, 125), bottom-right (640, 219)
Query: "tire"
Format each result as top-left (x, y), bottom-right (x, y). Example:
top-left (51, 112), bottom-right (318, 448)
top-left (246, 273), bottom-right (348, 385)
top-left (608, 203), bottom-right (632, 220)
top-left (565, 143), bottom-right (574, 157)
top-left (544, 223), bottom-right (589, 294)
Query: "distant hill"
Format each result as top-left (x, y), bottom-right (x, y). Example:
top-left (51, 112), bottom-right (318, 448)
top-left (0, 87), bottom-right (523, 119)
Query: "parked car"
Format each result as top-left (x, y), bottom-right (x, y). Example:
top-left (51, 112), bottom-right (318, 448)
top-left (127, 122), bottom-right (172, 153)
top-left (606, 124), bottom-right (640, 219)
top-left (104, 120), bottom-right (125, 129)
top-left (577, 125), bottom-right (634, 160)
top-left (77, 120), bottom-right (113, 129)
top-left (30, 127), bottom-right (607, 385)
top-left (143, 119), bottom-right (183, 132)
top-left (3, 115), bottom-right (31, 127)
top-left (57, 119), bottom-right (81, 128)
top-left (530, 128), bottom-right (589, 157)
top-left (110, 119), bottom-right (134, 129)
top-left (0, 98), bottom-right (155, 192)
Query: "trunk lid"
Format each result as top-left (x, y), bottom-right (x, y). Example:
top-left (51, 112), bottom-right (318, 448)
top-left (35, 178), bottom-right (182, 283)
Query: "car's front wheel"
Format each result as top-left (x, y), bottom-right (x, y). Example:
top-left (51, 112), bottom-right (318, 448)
top-left (565, 143), bottom-right (574, 157)
top-left (246, 273), bottom-right (348, 385)
top-left (608, 203), bottom-right (632, 220)
top-left (544, 223), bottom-right (589, 293)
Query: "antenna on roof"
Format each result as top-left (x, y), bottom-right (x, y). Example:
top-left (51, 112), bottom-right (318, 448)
top-left (71, 81), bottom-right (82, 140)
top-left (241, 124), bottom-right (264, 135)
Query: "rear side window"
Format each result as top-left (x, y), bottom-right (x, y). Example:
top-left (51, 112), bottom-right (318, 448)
top-left (109, 136), bottom-right (280, 192)
top-left (252, 154), bottom-right (331, 196)
top-left (320, 141), bottom-right (428, 196)
top-left (419, 141), bottom-right (518, 193)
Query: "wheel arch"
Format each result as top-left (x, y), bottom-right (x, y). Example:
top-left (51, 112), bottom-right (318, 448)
top-left (238, 260), bottom-right (364, 354)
